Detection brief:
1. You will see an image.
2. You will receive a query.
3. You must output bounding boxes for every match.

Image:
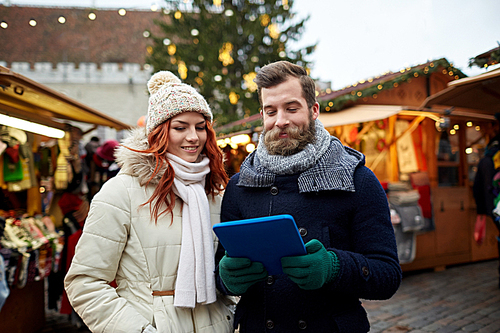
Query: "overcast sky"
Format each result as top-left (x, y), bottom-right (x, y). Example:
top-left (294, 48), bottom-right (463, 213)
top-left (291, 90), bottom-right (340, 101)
top-left (3, 0), bottom-right (499, 89)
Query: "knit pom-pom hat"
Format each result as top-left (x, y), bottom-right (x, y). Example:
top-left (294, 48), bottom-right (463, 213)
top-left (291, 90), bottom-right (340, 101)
top-left (146, 71), bottom-right (213, 134)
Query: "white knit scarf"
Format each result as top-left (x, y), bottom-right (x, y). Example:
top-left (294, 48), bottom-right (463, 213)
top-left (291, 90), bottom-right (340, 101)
top-left (167, 153), bottom-right (216, 308)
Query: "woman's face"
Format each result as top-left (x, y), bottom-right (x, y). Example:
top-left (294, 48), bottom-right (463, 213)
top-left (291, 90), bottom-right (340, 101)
top-left (167, 112), bottom-right (207, 162)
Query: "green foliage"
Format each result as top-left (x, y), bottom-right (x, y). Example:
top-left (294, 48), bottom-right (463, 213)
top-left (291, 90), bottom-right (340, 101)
top-left (468, 47), bottom-right (500, 69)
top-left (146, 0), bottom-right (315, 127)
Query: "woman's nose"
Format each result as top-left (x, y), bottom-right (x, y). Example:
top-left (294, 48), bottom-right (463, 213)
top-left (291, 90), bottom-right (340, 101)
top-left (186, 128), bottom-right (199, 142)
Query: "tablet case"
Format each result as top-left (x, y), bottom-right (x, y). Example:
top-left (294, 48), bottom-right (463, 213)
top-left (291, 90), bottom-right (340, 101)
top-left (213, 214), bottom-right (306, 275)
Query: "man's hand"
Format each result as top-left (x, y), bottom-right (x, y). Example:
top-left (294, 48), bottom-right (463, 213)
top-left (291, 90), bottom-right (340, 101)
top-left (219, 254), bottom-right (268, 295)
top-left (281, 239), bottom-right (340, 290)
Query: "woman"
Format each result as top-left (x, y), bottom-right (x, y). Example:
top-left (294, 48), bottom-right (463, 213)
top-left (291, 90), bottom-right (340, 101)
top-left (64, 71), bottom-right (234, 333)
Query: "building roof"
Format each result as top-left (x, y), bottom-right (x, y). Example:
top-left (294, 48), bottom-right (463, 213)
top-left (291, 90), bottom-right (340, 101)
top-left (0, 5), bottom-right (168, 67)
top-left (317, 58), bottom-right (466, 111)
top-left (0, 65), bottom-right (131, 130)
top-left (468, 44), bottom-right (500, 68)
top-left (420, 67), bottom-right (500, 115)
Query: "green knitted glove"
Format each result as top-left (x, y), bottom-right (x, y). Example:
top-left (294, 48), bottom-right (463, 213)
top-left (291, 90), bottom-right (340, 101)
top-left (219, 254), bottom-right (268, 295)
top-left (281, 239), bottom-right (340, 290)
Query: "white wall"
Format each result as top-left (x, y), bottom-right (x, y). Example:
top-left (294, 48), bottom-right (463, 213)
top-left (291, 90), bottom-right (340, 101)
top-left (1, 61), bottom-right (152, 142)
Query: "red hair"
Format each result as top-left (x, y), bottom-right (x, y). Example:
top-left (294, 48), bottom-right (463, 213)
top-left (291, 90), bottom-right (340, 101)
top-left (127, 118), bottom-right (228, 224)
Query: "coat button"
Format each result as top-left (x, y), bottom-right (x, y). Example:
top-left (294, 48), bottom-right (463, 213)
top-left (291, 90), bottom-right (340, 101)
top-left (266, 275), bottom-right (275, 285)
top-left (266, 319), bottom-right (275, 329)
top-left (270, 186), bottom-right (279, 195)
top-left (298, 227), bottom-right (307, 237)
top-left (362, 266), bottom-right (370, 276)
top-left (298, 320), bottom-right (307, 330)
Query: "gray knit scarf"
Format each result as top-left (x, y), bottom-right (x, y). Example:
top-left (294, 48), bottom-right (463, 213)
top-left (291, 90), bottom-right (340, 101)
top-left (256, 119), bottom-right (331, 175)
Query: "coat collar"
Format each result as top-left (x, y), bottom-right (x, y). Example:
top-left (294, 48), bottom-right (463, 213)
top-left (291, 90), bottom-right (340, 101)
top-left (115, 127), bottom-right (164, 186)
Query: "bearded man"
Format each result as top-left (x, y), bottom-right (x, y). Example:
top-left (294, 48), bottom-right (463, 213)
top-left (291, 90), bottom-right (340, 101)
top-left (215, 61), bottom-right (402, 333)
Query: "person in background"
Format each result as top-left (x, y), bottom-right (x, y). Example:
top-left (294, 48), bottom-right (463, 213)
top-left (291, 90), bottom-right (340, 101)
top-left (472, 113), bottom-right (500, 289)
top-left (216, 61), bottom-right (402, 332)
top-left (64, 71), bottom-right (234, 333)
top-left (86, 139), bottom-right (119, 201)
top-left (83, 136), bottom-right (100, 173)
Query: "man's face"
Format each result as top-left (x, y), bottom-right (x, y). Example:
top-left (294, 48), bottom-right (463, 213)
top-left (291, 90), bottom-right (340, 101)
top-left (260, 77), bottom-right (319, 155)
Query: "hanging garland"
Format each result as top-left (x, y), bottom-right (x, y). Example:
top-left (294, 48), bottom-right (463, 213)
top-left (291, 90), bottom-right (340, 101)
top-left (375, 138), bottom-right (386, 152)
top-left (468, 46), bottom-right (500, 69)
top-left (318, 58), bottom-right (466, 112)
top-left (375, 119), bottom-right (387, 130)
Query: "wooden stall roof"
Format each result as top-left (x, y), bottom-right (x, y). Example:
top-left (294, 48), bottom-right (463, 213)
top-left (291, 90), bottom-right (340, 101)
top-left (318, 105), bottom-right (403, 127)
top-left (0, 66), bottom-right (131, 130)
top-left (420, 67), bottom-right (500, 115)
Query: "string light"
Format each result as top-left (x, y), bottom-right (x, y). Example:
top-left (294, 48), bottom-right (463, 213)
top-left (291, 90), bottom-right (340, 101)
top-left (167, 44), bottom-right (177, 55)
top-left (229, 91), bottom-right (239, 105)
top-left (88, 12), bottom-right (96, 20)
top-left (243, 72), bottom-right (257, 92)
top-left (260, 14), bottom-right (270, 26)
top-left (178, 61), bottom-right (187, 79)
top-left (118, 8), bottom-right (126, 16)
top-left (29, 19), bottom-right (37, 27)
top-left (218, 42), bottom-right (234, 66)
top-left (268, 23), bottom-right (280, 39)
top-left (0, 21), bottom-right (7, 29)
top-left (58, 16), bottom-right (66, 24)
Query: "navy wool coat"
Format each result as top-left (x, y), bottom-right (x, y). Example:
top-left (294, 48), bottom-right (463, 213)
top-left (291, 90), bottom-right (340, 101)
top-left (215, 140), bottom-right (402, 333)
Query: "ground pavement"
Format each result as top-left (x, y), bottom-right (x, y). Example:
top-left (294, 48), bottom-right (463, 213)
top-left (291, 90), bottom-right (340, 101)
top-left (364, 259), bottom-right (500, 333)
top-left (41, 259), bottom-right (500, 333)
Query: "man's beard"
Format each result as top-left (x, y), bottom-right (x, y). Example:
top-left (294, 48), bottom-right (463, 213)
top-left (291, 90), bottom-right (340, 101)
top-left (263, 116), bottom-right (316, 156)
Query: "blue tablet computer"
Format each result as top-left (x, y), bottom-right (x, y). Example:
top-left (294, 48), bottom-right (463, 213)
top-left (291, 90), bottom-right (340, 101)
top-left (213, 214), bottom-right (306, 275)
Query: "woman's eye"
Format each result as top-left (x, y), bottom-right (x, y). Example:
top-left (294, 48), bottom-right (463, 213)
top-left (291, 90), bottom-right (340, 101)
top-left (196, 126), bottom-right (206, 131)
top-left (173, 127), bottom-right (185, 131)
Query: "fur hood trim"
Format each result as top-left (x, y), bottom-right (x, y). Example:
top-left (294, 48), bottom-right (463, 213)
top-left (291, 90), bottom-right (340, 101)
top-left (115, 127), bottom-right (165, 186)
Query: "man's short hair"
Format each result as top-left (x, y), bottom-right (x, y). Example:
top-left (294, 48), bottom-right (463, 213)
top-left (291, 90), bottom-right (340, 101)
top-left (254, 61), bottom-right (317, 109)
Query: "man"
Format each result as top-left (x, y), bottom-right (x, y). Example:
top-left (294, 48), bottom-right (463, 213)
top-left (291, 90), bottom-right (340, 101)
top-left (472, 114), bottom-right (500, 288)
top-left (215, 61), bottom-right (402, 332)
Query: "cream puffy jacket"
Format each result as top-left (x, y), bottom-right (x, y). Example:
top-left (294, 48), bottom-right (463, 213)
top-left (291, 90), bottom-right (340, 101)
top-left (64, 128), bottom-right (235, 333)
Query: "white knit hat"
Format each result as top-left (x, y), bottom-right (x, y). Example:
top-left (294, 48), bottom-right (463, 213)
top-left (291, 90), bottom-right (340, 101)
top-left (146, 71), bottom-right (213, 134)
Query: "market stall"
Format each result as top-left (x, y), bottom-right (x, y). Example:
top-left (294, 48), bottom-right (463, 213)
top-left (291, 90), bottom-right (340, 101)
top-left (0, 66), bottom-right (130, 332)
top-left (317, 61), bottom-right (500, 272)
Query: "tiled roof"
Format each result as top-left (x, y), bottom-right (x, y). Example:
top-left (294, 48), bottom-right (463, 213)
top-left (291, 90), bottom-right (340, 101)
top-left (0, 5), bottom-right (168, 67)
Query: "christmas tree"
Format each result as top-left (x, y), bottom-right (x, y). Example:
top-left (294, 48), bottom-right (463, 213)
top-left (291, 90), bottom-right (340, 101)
top-left (146, 0), bottom-right (315, 126)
